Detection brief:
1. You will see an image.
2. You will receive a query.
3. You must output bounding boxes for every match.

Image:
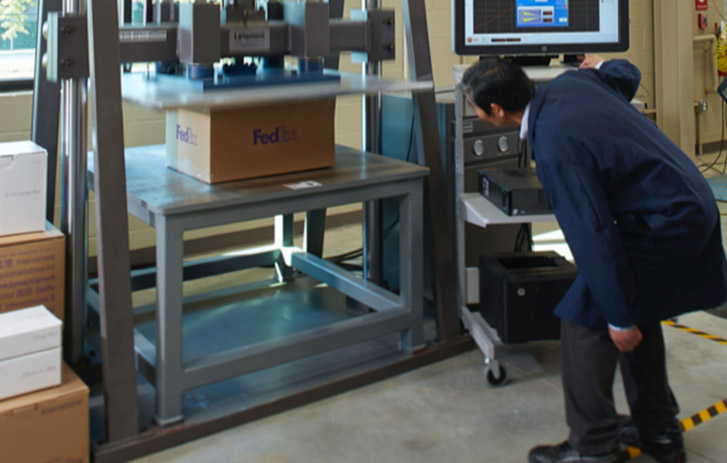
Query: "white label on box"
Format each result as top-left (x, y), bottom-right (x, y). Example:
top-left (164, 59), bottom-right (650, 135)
top-left (0, 347), bottom-right (61, 400)
top-left (0, 141), bottom-right (47, 236)
top-left (285, 181), bottom-right (322, 190)
top-left (229, 27), bottom-right (270, 54)
top-left (0, 306), bottom-right (62, 361)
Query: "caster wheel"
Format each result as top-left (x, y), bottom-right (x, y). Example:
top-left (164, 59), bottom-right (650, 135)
top-left (486, 365), bottom-right (507, 387)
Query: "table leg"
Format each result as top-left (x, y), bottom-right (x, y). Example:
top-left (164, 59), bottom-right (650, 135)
top-left (275, 214), bottom-right (295, 282)
top-left (305, 209), bottom-right (326, 257)
top-left (154, 216), bottom-right (185, 426)
top-left (398, 180), bottom-right (424, 351)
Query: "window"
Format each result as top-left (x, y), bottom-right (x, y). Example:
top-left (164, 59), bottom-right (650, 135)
top-left (0, 0), bottom-right (37, 87)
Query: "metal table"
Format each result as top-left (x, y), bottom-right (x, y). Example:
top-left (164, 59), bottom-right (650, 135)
top-left (89, 144), bottom-right (427, 425)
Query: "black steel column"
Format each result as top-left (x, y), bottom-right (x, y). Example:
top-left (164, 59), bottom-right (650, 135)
top-left (324, 0), bottom-right (344, 70)
top-left (402, 0), bottom-right (460, 342)
top-left (362, 0), bottom-right (383, 285)
top-left (31, 0), bottom-right (63, 222)
top-left (87, 0), bottom-right (139, 442)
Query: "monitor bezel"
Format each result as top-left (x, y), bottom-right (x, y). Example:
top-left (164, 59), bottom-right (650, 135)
top-left (452, 0), bottom-right (630, 56)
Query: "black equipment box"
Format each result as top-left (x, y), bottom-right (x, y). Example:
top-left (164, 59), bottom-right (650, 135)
top-left (479, 251), bottom-right (577, 344)
top-left (478, 168), bottom-right (551, 216)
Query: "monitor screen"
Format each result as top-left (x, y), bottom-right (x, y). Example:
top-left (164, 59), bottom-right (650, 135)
top-left (452, 0), bottom-right (629, 56)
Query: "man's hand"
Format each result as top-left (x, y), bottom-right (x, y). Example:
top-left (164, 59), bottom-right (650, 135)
top-left (608, 325), bottom-right (643, 352)
top-left (579, 55), bottom-right (606, 69)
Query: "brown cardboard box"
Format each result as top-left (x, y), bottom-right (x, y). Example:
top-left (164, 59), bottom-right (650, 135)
top-left (0, 363), bottom-right (89, 463)
top-left (166, 98), bottom-right (335, 183)
top-left (0, 222), bottom-right (65, 320)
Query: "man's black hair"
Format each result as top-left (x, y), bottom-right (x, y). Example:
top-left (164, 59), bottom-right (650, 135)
top-left (461, 58), bottom-right (535, 115)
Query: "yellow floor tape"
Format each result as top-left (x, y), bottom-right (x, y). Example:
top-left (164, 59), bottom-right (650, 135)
top-left (662, 320), bottom-right (727, 346)
top-left (620, 321), bottom-right (726, 459)
top-left (680, 398), bottom-right (727, 432)
top-left (625, 398), bottom-right (727, 459)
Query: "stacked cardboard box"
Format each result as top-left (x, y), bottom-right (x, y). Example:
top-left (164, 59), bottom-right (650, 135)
top-left (0, 222), bottom-right (65, 320)
top-left (0, 141), bottom-right (88, 461)
top-left (0, 306), bottom-right (62, 400)
top-left (0, 141), bottom-right (47, 236)
top-left (0, 363), bottom-right (89, 463)
top-left (0, 306), bottom-right (89, 461)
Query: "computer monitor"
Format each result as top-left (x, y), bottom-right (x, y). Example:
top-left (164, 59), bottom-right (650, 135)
top-left (452, 0), bottom-right (629, 57)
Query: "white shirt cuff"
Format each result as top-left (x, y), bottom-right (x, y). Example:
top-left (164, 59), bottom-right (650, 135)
top-left (608, 323), bottom-right (634, 331)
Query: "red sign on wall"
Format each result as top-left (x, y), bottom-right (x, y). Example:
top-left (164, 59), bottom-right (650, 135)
top-left (696, 0), bottom-right (708, 11)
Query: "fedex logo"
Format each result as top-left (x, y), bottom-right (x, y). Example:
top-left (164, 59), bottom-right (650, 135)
top-left (253, 126), bottom-right (298, 145)
top-left (176, 124), bottom-right (198, 146)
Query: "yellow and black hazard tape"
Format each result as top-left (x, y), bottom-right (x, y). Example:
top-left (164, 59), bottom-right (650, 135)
top-left (662, 320), bottom-right (727, 346)
top-left (623, 398), bottom-right (727, 460)
top-left (623, 321), bottom-right (726, 459)
top-left (680, 398), bottom-right (727, 431)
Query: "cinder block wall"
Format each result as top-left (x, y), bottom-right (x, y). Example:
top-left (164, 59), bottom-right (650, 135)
top-left (0, 1), bottom-right (654, 256)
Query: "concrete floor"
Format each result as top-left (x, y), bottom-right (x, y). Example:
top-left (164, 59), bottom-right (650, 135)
top-left (127, 201), bottom-right (727, 463)
top-left (128, 311), bottom-right (727, 463)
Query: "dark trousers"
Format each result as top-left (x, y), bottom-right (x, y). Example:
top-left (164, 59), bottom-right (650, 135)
top-left (561, 320), bottom-right (680, 455)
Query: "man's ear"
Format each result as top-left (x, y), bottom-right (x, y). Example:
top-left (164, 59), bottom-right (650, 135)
top-left (489, 103), bottom-right (505, 119)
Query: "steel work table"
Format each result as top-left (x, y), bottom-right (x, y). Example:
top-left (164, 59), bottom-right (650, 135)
top-left (89, 144), bottom-right (427, 425)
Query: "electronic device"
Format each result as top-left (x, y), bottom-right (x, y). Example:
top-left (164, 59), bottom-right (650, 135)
top-left (379, 92), bottom-right (525, 295)
top-left (451, 0), bottom-right (630, 57)
top-left (478, 167), bottom-right (551, 216)
top-left (478, 251), bottom-right (577, 344)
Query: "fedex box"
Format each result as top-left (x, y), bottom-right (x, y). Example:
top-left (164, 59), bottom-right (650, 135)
top-left (0, 141), bottom-right (47, 236)
top-left (0, 363), bottom-right (89, 463)
top-left (166, 99), bottom-right (335, 183)
top-left (0, 222), bottom-right (65, 320)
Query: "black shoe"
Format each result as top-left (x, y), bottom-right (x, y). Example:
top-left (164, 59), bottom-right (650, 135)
top-left (619, 421), bottom-right (686, 463)
top-left (528, 441), bottom-right (626, 463)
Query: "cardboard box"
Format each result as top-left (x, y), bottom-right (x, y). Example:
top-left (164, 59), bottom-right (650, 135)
top-left (0, 363), bottom-right (89, 463)
top-left (0, 222), bottom-right (65, 320)
top-left (166, 99), bottom-right (335, 183)
top-left (0, 141), bottom-right (48, 236)
top-left (0, 347), bottom-right (61, 400)
top-left (0, 305), bottom-right (61, 362)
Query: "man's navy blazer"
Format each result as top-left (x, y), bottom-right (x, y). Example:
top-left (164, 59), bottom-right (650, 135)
top-left (528, 59), bottom-right (727, 328)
